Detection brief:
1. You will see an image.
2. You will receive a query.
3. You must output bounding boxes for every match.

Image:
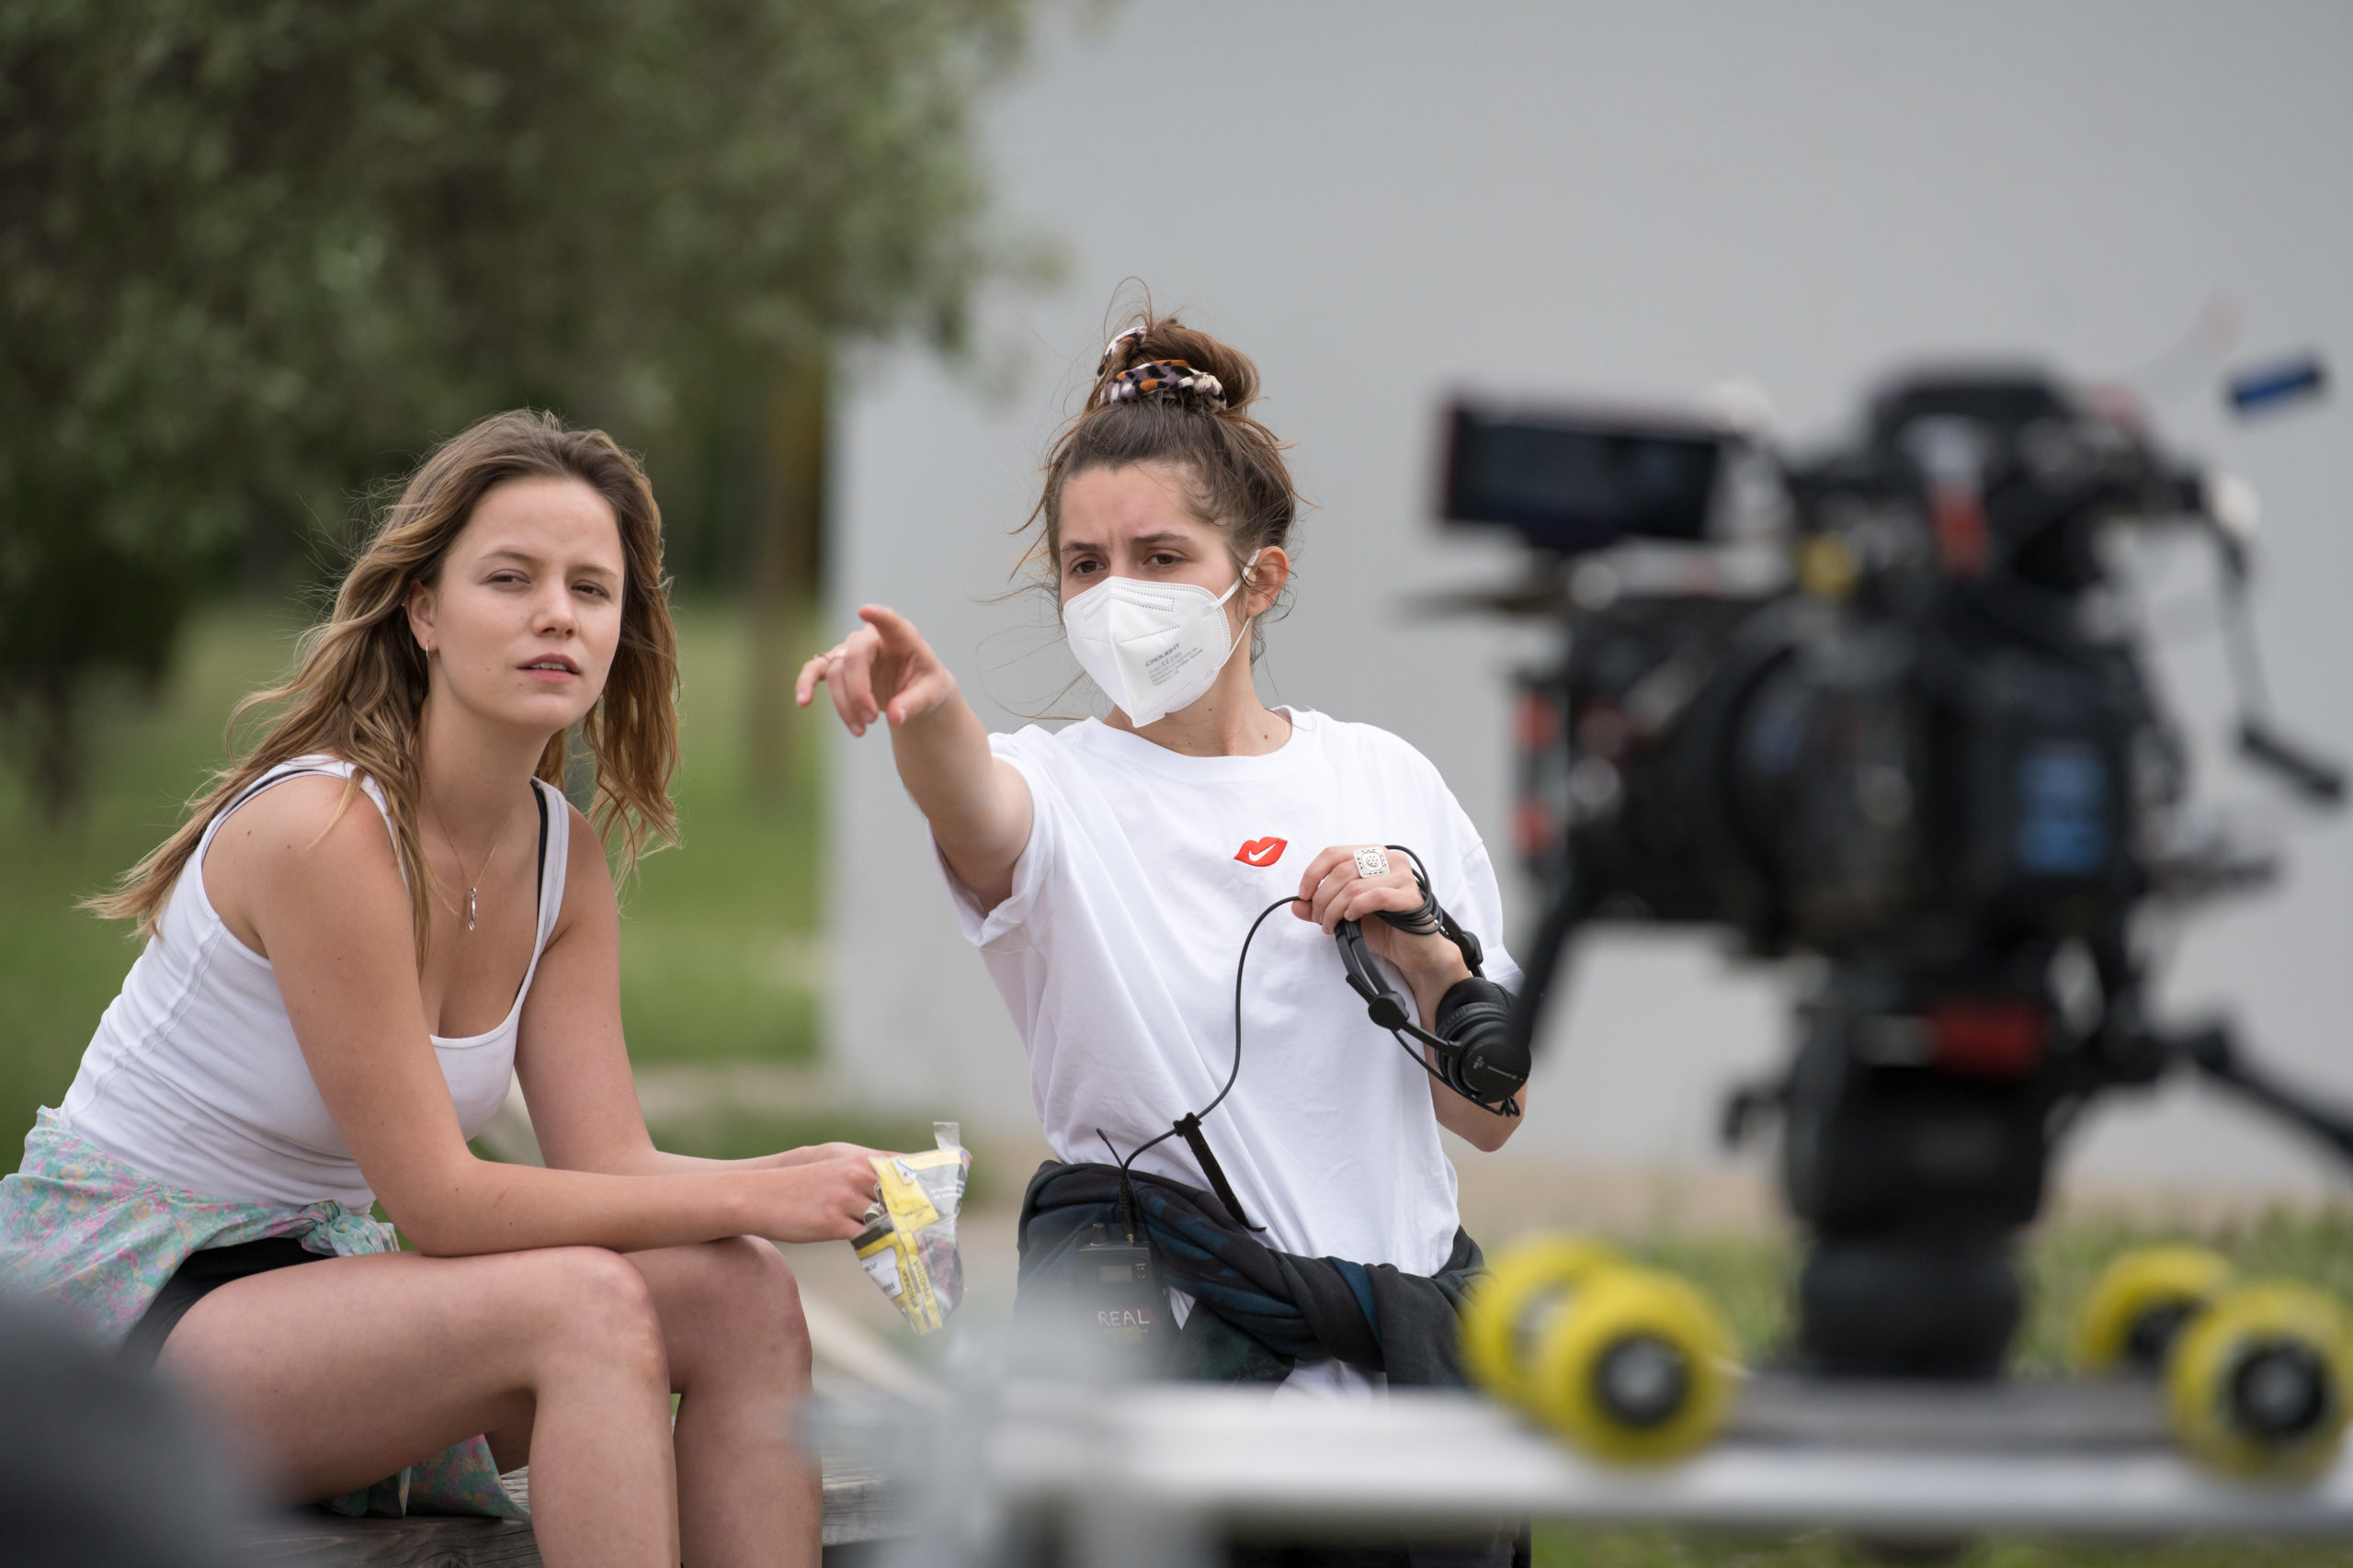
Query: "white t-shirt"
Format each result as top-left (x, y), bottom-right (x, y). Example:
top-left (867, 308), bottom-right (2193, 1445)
top-left (939, 707), bottom-right (1520, 1284)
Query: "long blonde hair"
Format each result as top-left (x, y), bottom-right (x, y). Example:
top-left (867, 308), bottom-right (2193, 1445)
top-left (90, 409), bottom-right (681, 958)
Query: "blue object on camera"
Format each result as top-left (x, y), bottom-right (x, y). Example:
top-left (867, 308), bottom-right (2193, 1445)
top-left (2226, 353), bottom-right (2327, 416)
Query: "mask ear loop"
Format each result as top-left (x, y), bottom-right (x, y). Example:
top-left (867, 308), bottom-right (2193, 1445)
top-left (1221, 549), bottom-right (1266, 667)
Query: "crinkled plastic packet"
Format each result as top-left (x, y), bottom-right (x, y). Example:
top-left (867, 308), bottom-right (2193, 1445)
top-left (852, 1121), bottom-right (970, 1335)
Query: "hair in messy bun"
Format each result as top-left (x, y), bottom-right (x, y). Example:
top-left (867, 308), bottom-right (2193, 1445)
top-left (1024, 299), bottom-right (1302, 651)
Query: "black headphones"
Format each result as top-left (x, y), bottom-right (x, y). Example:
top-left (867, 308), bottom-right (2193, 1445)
top-left (1334, 846), bottom-right (1529, 1117)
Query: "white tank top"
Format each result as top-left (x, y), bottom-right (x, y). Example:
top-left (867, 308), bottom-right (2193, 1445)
top-left (59, 756), bottom-right (570, 1210)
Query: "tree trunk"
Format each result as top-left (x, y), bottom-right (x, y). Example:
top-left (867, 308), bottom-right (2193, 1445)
top-left (745, 353), bottom-right (830, 803)
top-left (23, 669), bottom-right (87, 824)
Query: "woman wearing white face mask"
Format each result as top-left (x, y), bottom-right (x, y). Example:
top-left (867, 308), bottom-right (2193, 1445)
top-left (801, 312), bottom-right (1529, 1548)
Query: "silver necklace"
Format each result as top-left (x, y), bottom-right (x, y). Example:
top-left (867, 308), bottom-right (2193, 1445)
top-left (426, 792), bottom-right (518, 934)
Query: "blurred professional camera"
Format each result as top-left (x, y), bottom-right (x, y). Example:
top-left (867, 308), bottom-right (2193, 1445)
top-left (1440, 365), bottom-right (2353, 1378)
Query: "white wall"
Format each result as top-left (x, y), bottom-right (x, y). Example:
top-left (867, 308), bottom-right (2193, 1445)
top-left (828, 1), bottom-right (2353, 1198)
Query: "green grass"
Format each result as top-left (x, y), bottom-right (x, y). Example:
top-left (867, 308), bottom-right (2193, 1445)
top-left (641, 1107), bottom-right (941, 1164)
top-left (0, 597), bottom-right (825, 1142)
top-left (0, 604), bottom-right (309, 1141)
top-left (616, 604), bottom-right (827, 1062)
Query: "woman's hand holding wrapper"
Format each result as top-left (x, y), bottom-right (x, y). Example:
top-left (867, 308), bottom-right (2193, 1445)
top-left (752, 1146), bottom-right (899, 1243)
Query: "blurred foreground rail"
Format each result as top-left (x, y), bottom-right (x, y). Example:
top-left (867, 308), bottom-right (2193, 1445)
top-left (924, 1380), bottom-right (2353, 1567)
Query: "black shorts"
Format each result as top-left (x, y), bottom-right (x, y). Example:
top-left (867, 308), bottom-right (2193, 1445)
top-left (119, 1237), bottom-right (324, 1369)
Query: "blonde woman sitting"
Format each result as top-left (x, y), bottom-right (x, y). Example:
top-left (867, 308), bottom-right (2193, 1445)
top-left (0, 412), bottom-right (880, 1568)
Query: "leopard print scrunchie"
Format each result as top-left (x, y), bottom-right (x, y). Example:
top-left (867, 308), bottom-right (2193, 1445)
top-left (1106, 358), bottom-right (1227, 411)
top-left (1096, 328), bottom-right (1228, 409)
top-left (1097, 326), bottom-right (1146, 376)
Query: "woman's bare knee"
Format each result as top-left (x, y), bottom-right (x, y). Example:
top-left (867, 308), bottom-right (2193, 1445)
top-left (476, 1248), bottom-right (665, 1472)
top-left (640, 1236), bottom-right (809, 1390)
top-left (735, 1237), bottom-right (811, 1369)
top-left (528, 1246), bottom-right (669, 1385)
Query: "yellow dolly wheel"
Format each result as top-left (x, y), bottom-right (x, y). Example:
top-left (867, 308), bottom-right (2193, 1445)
top-left (1460, 1235), bottom-right (1622, 1406)
top-left (1526, 1265), bottom-right (1737, 1465)
top-left (2072, 1245), bottom-right (2236, 1375)
top-left (2165, 1279), bottom-right (2353, 1483)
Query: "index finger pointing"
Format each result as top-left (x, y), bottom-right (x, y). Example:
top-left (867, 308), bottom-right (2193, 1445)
top-left (858, 604), bottom-right (922, 652)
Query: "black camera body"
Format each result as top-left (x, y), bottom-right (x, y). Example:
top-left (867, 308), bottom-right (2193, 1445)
top-left (1445, 369), bottom-right (2345, 1376)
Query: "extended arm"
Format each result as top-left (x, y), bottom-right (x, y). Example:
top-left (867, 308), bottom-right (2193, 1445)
top-left (797, 604), bottom-right (1032, 910)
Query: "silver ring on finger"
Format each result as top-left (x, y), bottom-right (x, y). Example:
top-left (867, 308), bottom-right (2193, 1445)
top-left (1353, 846), bottom-right (1392, 880)
top-left (861, 1199), bottom-right (887, 1226)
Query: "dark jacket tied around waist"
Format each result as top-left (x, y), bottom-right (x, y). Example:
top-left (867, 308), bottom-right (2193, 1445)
top-left (1015, 1161), bottom-right (1485, 1386)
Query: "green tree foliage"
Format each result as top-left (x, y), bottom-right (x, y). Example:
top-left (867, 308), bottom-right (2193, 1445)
top-left (0, 0), bottom-right (1028, 813)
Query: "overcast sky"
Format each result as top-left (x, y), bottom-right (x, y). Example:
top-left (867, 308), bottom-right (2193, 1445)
top-left (828, 1), bottom-right (2353, 1198)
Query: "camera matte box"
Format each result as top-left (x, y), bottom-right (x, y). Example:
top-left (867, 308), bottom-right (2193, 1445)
top-left (1441, 400), bottom-right (1725, 553)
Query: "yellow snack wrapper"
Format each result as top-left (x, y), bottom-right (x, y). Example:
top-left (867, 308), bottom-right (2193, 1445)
top-left (851, 1121), bottom-right (970, 1335)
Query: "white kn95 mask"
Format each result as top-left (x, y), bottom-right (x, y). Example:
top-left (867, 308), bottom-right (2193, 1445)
top-left (1063, 551), bottom-right (1261, 727)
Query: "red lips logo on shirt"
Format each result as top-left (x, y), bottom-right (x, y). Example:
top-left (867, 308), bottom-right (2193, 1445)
top-left (1234, 836), bottom-right (1288, 868)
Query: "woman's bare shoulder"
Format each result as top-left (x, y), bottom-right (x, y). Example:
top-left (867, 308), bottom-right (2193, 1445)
top-left (549, 796), bottom-right (618, 928)
top-left (199, 772), bottom-right (406, 949)
top-left (211, 772), bottom-right (391, 858)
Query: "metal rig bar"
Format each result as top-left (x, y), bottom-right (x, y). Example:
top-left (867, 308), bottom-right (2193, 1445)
top-left (917, 1380), bottom-right (2353, 1565)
